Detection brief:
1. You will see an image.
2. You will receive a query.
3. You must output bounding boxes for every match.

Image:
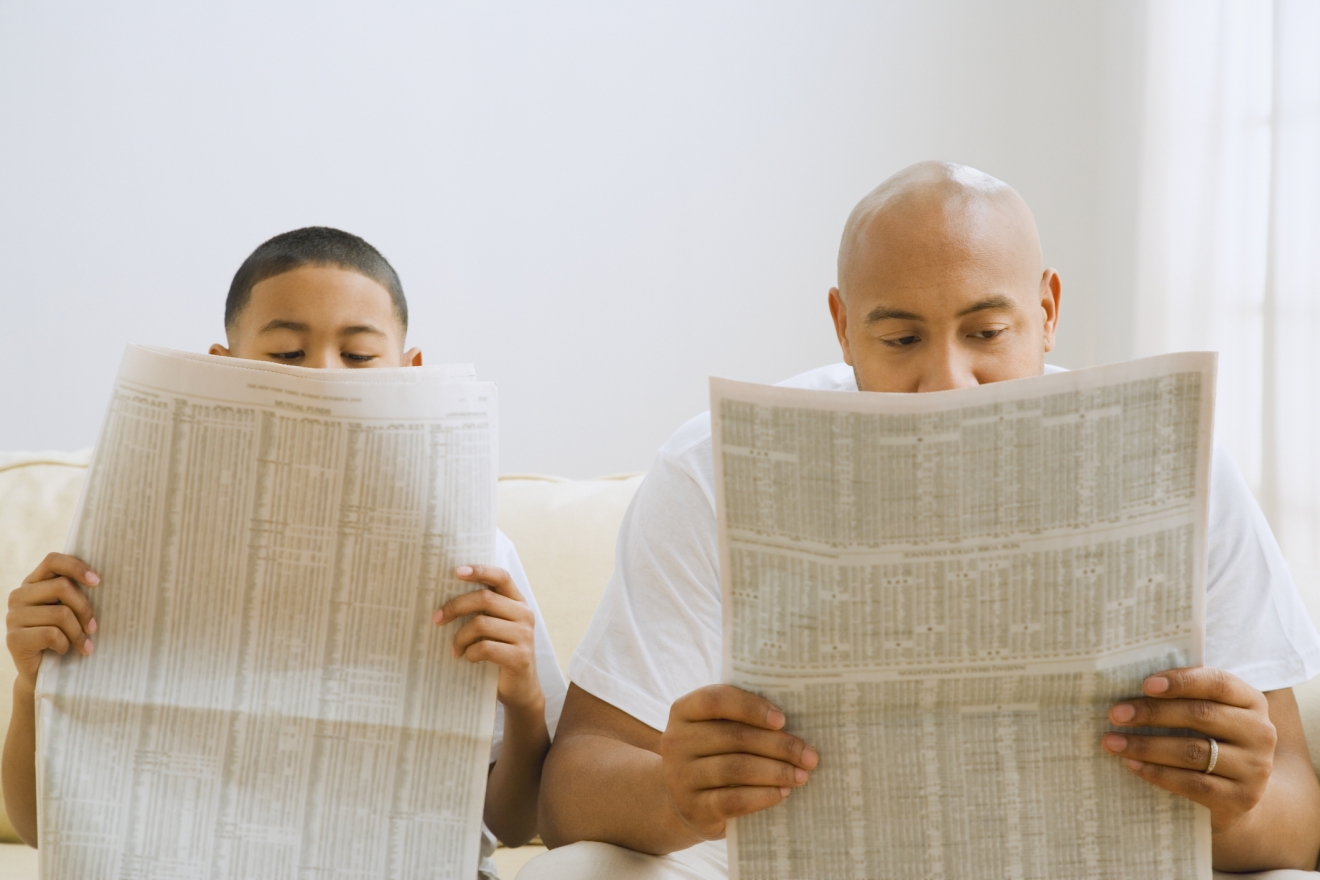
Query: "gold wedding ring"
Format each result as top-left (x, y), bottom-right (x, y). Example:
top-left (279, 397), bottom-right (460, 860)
top-left (1204, 737), bottom-right (1219, 775)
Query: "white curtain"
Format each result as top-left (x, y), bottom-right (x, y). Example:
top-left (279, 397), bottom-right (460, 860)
top-left (1135, 0), bottom-right (1320, 611)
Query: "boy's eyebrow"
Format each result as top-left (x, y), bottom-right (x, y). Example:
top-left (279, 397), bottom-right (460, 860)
top-left (259, 319), bottom-right (308, 333)
top-left (340, 325), bottom-right (387, 338)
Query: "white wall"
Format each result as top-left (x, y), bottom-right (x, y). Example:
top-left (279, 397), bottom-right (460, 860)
top-left (0, 1), bottom-right (1146, 477)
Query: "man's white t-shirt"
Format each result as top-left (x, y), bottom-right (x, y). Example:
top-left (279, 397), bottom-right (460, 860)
top-left (479, 530), bottom-right (567, 879)
top-left (569, 363), bottom-right (1320, 734)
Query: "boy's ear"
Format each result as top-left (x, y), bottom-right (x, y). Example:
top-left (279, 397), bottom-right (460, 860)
top-left (209, 343), bottom-right (233, 357)
top-left (403, 347), bottom-right (422, 367)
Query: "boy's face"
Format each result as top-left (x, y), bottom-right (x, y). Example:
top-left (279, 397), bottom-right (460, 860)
top-left (209, 265), bottom-right (421, 368)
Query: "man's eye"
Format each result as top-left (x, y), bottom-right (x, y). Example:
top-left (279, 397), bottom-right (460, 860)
top-left (343, 353), bottom-right (376, 363)
top-left (971, 328), bottom-right (1005, 340)
top-left (882, 335), bottom-right (920, 348)
top-left (271, 351), bottom-right (304, 360)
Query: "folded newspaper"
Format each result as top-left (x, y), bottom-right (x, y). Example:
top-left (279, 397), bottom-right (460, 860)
top-left (34, 345), bottom-right (500, 879)
top-left (715, 353), bottom-right (1216, 880)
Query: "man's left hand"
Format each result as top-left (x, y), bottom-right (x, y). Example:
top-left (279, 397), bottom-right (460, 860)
top-left (1103, 666), bottom-right (1276, 833)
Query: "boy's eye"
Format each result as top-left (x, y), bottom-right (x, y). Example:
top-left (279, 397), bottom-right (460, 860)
top-left (271, 351), bottom-right (304, 360)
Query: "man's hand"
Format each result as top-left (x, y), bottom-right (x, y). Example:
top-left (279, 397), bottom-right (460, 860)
top-left (6, 553), bottom-right (100, 688)
top-left (434, 564), bottom-right (543, 713)
top-left (1103, 666), bottom-right (1275, 832)
top-left (659, 684), bottom-right (818, 840)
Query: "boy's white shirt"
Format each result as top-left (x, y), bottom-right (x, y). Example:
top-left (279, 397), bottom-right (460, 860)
top-left (569, 362), bottom-right (1320, 737)
top-left (480, 530), bottom-right (567, 876)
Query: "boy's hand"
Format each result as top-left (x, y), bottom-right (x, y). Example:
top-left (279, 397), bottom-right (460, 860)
top-left (434, 565), bottom-right (543, 714)
top-left (1102, 666), bottom-right (1276, 832)
top-left (6, 553), bottom-right (100, 689)
top-left (659, 684), bottom-right (817, 841)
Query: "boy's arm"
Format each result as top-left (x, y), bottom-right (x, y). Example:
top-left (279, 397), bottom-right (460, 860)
top-left (3, 678), bottom-right (39, 846)
top-left (437, 564), bottom-right (551, 848)
top-left (483, 699), bottom-right (550, 847)
top-left (4, 552), bottom-right (100, 847)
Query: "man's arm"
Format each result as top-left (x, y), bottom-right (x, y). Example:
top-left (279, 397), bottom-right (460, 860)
top-left (1105, 670), bottom-right (1320, 871)
top-left (538, 683), bottom-right (817, 854)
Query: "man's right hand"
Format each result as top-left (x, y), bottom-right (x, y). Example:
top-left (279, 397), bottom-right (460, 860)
top-left (659, 684), bottom-right (818, 840)
top-left (6, 552), bottom-right (100, 689)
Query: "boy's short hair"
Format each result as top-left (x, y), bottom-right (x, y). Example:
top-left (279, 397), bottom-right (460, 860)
top-left (226, 227), bottom-right (407, 332)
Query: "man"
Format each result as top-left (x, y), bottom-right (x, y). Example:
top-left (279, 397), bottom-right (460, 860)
top-left (530, 163), bottom-right (1320, 876)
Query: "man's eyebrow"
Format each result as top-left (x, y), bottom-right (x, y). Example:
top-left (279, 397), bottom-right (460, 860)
top-left (956, 295), bottom-right (1016, 317)
top-left (864, 306), bottom-right (923, 323)
top-left (258, 320), bottom-right (308, 333)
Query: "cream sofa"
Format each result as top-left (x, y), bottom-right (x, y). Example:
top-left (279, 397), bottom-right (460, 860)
top-left (5, 450), bottom-right (1320, 877)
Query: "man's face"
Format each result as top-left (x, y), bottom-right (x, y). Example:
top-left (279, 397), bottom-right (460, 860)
top-left (829, 200), bottom-right (1059, 393)
top-left (209, 265), bottom-right (421, 368)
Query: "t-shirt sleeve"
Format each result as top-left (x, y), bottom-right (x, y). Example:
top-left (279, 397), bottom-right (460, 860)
top-left (569, 448), bottom-right (723, 732)
top-left (489, 530), bottom-right (569, 763)
top-left (1204, 443), bottom-right (1320, 692)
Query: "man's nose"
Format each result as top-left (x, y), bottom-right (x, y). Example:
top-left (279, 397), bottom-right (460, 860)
top-left (916, 342), bottom-right (978, 393)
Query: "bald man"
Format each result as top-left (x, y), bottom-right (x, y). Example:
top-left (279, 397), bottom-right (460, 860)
top-left (526, 163), bottom-right (1320, 878)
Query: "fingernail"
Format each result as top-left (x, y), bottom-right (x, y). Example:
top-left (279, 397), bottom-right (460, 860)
top-left (802, 748), bottom-right (819, 769)
top-left (779, 787), bottom-right (791, 798)
top-left (451, 646), bottom-right (459, 658)
top-left (83, 639), bottom-right (94, 654)
top-left (87, 618), bottom-right (98, 634)
top-left (794, 768), bottom-right (808, 784)
top-left (456, 566), bottom-right (474, 577)
top-left (432, 610), bottom-right (444, 625)
top-left (1111, 703), bottom-right (1135, 723)
top-left (1145, 676), bottom-right (1169, 695)
top-left (1102, 734), bottom-right (1126, 753)
top-left (1125, 759), bottom-right (1143, 771)
top-left (85, 572), bottom-right (100, 586)
top-left (766, 709), bottom-right (786, 729)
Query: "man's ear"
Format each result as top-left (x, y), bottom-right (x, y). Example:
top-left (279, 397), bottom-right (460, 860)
top-left (1039, 269), bottom-right (1061, 353)
top-left (403, 347), bottom-right (423, 367)
top-left (208, 343), bottom-right (232, 357)
top-left (828, 288), bottom-right (854, 366)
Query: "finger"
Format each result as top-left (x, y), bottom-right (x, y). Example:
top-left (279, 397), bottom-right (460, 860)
top-left (1121, 757), bottom-right (1239, 809)
top-left (1102, 732), bottom-right (1248, 778)
top-left (23, 553), bottom-right (100, 589)
top-left (1141, 667), bottom-right (1264, 711)
top-left (698, 784), bottom-right (791, 822)
top-left (10, 577), bottom-right (96, 632)
top-left (687, 753), bottom-right (810, 791)
top-left (685, 719), bottom-right (819, 769)
top-left (454, 564), bottom-right (523, 603)
top-left (8, 605), bottom-right (94, 655)
top-left (451, 615), bottom-right (531, 656)
top-left (7, 624), bottom-right (74, 661)
top-left (1108, 697), bottom-right (1260, 741)
top-left (460, 639), bottom-right (531, 669)
top-left (434, 589), bottom-right (532, 626)
top-left (674, 684), bottom-right (789, 731)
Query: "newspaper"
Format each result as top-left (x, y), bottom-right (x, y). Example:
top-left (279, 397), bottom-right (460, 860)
top-left (34, 345), bottom-right (500, 880)
top-left (714, 353), bottom-right (1216, 880)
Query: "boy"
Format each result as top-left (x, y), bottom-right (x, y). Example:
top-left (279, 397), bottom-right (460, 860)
top-left (3, 227), bottom-right (566, 879)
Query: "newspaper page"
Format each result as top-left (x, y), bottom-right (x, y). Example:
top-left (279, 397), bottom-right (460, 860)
top-left (34, 345), bottom-right (500, 880)
top-left (715, 353), bottom-right (1216, 880)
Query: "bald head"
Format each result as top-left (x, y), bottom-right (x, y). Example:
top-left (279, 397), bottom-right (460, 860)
top-left (827, 161), bottom-right (1060, 393)
top-left (837, 161), bottom-right (1043, 299)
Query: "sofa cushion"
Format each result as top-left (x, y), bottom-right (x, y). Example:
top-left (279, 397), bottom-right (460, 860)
top-left (495, 474), bottom-right (643, 672)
